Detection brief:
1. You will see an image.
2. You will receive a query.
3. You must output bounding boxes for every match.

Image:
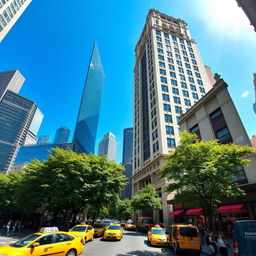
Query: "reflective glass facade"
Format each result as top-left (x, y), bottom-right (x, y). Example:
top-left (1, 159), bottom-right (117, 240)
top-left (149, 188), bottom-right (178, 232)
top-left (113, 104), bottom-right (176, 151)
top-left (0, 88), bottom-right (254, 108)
top-left (73, 42), bottom-right (105, 154)
top-left (29, 107), bottom-right (43, 136)
top-left (54, 126), bottom-right (70, 144)
top-left (122, 127), bottom-right (133, 165)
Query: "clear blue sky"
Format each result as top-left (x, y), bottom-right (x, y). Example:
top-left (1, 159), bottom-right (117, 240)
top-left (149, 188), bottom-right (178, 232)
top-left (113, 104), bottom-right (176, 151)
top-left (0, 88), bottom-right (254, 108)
top-left (0, 0), bottom-right (255, 163)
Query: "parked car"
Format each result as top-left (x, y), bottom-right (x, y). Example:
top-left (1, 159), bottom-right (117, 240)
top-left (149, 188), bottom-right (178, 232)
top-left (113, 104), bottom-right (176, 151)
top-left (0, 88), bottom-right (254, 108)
top-left (136, 217), bottom-right (154, 232)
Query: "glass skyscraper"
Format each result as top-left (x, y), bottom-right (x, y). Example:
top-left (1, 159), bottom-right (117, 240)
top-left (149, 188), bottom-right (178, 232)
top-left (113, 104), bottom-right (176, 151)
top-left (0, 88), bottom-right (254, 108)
top-left (98, 132), bottom-right (117, 162)
top-left (54, 126), bottom-right (70, 144)
top-left (73, 42), bottom-right (105, 154)
top-left (122, 127), bottom-right (133, 165)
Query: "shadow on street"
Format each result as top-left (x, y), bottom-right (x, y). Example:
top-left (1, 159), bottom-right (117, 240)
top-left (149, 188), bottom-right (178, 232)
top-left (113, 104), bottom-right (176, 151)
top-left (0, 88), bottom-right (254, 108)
top-left (116, 248), bottom-right (172, 256)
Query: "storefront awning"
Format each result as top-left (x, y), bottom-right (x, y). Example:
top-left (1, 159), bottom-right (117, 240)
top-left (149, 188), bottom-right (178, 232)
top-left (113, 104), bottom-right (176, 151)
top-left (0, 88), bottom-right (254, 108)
top-left (217, 204), bottom-right (244, 213)
top-left (170, 210), bottom-right (184, 216)
top-left (185, 208), bottom-right (203, 215)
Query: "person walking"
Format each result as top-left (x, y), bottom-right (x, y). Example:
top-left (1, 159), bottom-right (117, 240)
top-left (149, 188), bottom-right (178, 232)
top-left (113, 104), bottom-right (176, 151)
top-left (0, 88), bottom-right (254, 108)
top-left (206, 231), bottom-right (217, 256)
top-left (6, 220), bottom-right (12, 237)
top-left (217, 233), bottom-right (228, 256)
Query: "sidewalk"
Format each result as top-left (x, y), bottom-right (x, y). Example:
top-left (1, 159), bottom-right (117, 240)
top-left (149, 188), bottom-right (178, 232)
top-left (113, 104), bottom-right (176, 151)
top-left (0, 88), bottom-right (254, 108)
top-left (201, 244), bottom-right (233, 256)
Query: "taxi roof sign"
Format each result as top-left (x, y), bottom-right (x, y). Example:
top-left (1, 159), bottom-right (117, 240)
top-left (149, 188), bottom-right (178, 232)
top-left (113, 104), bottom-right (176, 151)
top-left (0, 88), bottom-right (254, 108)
top-left (39, 227), bottom-right (59, 233)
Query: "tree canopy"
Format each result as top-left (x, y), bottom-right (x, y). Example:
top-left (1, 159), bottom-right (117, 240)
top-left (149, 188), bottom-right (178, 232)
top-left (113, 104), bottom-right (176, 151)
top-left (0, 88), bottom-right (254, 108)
top-left (159, 131), bottom-right (254, 227)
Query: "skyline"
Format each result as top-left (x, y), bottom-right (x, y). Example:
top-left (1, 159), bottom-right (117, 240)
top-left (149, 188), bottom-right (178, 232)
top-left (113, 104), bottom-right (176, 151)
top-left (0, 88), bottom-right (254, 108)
top-left (0, 0), bottom-right (256, 163)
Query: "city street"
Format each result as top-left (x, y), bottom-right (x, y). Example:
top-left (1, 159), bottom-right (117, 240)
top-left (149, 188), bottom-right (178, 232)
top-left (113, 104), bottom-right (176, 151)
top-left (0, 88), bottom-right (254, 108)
top-left (84, 230), bottom-right (175, 256)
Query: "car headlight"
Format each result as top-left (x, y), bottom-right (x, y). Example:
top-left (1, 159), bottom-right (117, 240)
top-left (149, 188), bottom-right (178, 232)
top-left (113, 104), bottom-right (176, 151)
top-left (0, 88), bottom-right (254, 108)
top-left (152, 237), bottom-right (159, 241)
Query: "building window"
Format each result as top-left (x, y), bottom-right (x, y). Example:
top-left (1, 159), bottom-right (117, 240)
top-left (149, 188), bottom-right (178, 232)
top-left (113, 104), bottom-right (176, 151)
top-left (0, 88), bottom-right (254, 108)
top-left (162, 94), bottom-right (170, 102)
top-left (172, 35), bottom-right (177, 41)
top-left (170, 72), bottom-right (176, 78)
top-left (181, 82), bottom-right (187, 89)
top-left (190, 124), bottom-right (201, 139)
top-left (164, 33), bottom-right (169, 39)
top-left (180, 74), bottom-right (186, 81)
top-left (167, 138), bottom-right (176, 148)
top-left (182, 90), bottom-right (189, 97)
top-left (173, 96), bottom-right (181, 104)
top-left (155, 30), bottom-right (161, 35)
top-left (0, 15), bottom-right (7, 27)
top-left (190, 84), bottom-right (197, 91)
top-left (159, 62), bottom-right (165, 68)
top-left (171, 79), bottom-right (178, 86)
top-left (161, 76), bottom-right (167, 83)
top-left (190, 53), bottom-right (195, 58)
top-left (163, 104), bottom-right (171, 112)
top-left (172, 88), bottom-right (179, 95)
top-left (152, 118), bottom-right (157, 129)
top-left (166, 126), bottom-right (174, 135)
top-left (161, 85), bottom-right (168, 92)
top-left (169, 64), bottom-right (175, 70)
top-left (165, 39), bottom-right (171, 45)
top-left (192, 59), bottom-right (197, 65)
top-left (158, 55), bottom-right (164, 61)
top-left (192, 92), bottom-right (198, 100)
top-left (151, 108), bottom-right (157, 118)
top-left (175, 106), bottom-right (182, 113)
top-left (168, 58), bottom-right (174, 64)
top-left (176, 116), bottom-right (181, 122)
top-left (178, 67), bottom-right (184, 73)
top-left (165, 114), bottom-right (173, 123)
top-left (174, 48), bottom-right (179, 53)
top-left (173, 42), bottom-right (178, 47)
top-left (197, 79), bottom-right (203, 85)
top-left (193, 65), bottom-right (199, 71)
top-left (188, 47), bottom-right (193, 52)
top-left (187, 41), bottom-right (192, 46)
top-left (180, 38), bottom-right (184, 44)
top-left (199, 87), bottom-right (205, 94)
top-left (153, 141), bottom-right (159, 153)
top-left (181, 44), bottom-right (186, 50)
top-left (184, 57), bottom-right (189, 62)
top-left (185, 63), bottom-right (191, 69)
top-left (157, 42), bottom-right (163, 48)
top-left (188, 77), bottom-right (195, 83)
top-left (184, 99), bottom-right (191, 106)
top-left (195, 72), bottom-right (201, 78)
top-left (182, 50), bottom-right (187, 56)
top-left (160, 69), bottom-right (166, 75)
top-left (175, 54), bottom-right (181, 60)
top-left (152, 129), bottom-right (158, 140)
top-left (176, 60), bottom-right (182, 66)
top-left (158, 48), bottom-right (164, 54)
top-left (231, 166), bottom-right (247, 184)
top-left (216, 127), bottom-right (232, 143)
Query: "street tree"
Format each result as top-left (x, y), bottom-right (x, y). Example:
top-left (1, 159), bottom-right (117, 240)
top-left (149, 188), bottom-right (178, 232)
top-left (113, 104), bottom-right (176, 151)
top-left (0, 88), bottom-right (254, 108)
top-left (131, 184), bottom-right (162, 216)
top-left (116, 199), bottom-right (133, 219)
top-left (159, 131), bottom-right (254, 229)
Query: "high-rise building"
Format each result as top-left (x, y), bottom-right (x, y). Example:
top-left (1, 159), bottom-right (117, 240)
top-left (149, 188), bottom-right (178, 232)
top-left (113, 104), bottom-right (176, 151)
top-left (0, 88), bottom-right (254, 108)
top-left (237, 0), bottom-right (256, 32)
top-left (122, 127), bottom-right (133, 165)
top-left (0, 90), bottom-right (41, 173)
top-left (0, 70), bottom-right (24, 100)
top-left (0, 0), bottom-right (32, 42)
top-left (98, 132), bottom-right (117, 162)
top-left (37, 135), bottom-right (50, 145)
top-left (54, 126), bottom-right (70, 144)
top-left (251, 135), bottom-right (256, 150)
top-left (132, 9), bottom-right (213, 223)
top-left (253, 73), bottom-right (256, 114)
top-left (73, 42), bottom-right (105, 154)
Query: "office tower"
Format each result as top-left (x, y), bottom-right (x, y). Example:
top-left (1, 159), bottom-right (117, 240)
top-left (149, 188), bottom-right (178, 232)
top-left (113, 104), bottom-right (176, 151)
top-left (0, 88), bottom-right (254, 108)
top-left (98, 132), bottom-right (117, 162)
top-left (121, 128), bottom-right (133, 199)
top-left (0, 90), bottom-right (41, 173)
top-left (0, 70), bottom-right (24, 100)
top-left (132, 9), bottom-right (213, 223)
top-left (73, 42), bottom-right (105, 154)
top-left (54, 126), bottom-right (70, 144)
top-left (237, 0), bottom-right (256, 31)
top-left (253, 73), bottom-right (256, 114)
top-left (37, 135), bottom-right (50, 145)
top-left (122, 128), bottom-right (133, 165)
top-left (0, 0), bottom-right (32, 42)
top-left (251, 135), bottom-right (256, 149)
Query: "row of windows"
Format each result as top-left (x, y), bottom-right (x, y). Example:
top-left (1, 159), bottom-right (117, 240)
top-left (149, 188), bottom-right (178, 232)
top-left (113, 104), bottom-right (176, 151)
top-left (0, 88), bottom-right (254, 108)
top-left (160, 75), bottom-right (204, 87)
top-left (0, 0), bottom-right (25, 31)
top-left (161, 81), bottom-right (205, 93)
top-left (152, 138), bottom-right (176, 154)
top-left (159, 67), bottom-right (201, 79)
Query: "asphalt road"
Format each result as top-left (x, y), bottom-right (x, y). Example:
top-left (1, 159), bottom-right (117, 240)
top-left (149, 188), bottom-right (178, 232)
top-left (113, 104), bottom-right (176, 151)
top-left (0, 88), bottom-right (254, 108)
top-left (83, 230), bottom-right (176, 256)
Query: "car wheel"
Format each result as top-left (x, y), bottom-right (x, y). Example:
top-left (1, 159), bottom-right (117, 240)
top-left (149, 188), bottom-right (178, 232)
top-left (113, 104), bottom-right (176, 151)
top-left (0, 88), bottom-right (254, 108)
top-left (90, 235), bottom-right (93, 241)
top-left (66, 249), bottom-right (77, 256)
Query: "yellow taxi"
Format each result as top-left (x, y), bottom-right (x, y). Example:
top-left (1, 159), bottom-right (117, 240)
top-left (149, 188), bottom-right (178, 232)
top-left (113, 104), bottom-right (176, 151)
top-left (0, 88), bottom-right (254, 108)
top-left (0, 231), bottom-right (84, 256)
top-left (147, 227), bottom-right (168, 246)
top-left (68, 225), bottom-right (94, 244)
top-left (103, 224), bottom-right (123, 241)
top-left (93, 223), bottom-right (106, 237)
top-left (125, 220), bottom-right (136, 230)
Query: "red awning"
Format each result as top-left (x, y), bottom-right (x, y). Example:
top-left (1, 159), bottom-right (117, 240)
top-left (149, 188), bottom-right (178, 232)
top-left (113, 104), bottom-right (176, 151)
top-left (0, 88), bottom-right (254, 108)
top-left (217, 204), bottom-right (244, 214)
top-left (186, 208), bottom-right (203, 215)
top-left (170, 210), bottom-right (184, 216)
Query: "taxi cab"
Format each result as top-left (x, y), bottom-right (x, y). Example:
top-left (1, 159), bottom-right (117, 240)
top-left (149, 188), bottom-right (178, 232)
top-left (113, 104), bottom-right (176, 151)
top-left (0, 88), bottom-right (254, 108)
top-left (103, 224), bottom-right (123, 241)
top-left (0, 228), bottom-right (84, 256)
top-left (147, 227), bottom-right (168, 246)
top-left (93, 223), bottom-right (106, 237)
top-left (68, 225), bottom-right (94, 244)
top-left (125, 220), bottom-right (136, 230)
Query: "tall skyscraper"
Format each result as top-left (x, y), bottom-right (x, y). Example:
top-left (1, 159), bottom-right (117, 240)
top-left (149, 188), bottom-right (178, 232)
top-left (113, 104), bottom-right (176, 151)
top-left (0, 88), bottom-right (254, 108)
top-left (37, 135), bottom-right (50, 145)
top-left (0, 90), bottom-right (41, 173)
top-left (253, 73), bottom-right (256, 114)
top-left (132, 9), bottom-right (213, 223)
top-left (73, 42), bottom-right (105, 154)
top-left (0, 0), bottom-right (32, 42)
top-left (0, 70), bottom-right (24, 100)
top-left (98, 132), bottom-right (117, 162)
top-left (54, 126), bottom-right (70, 144)
top-left (122, 128), bottom-right (133, 165)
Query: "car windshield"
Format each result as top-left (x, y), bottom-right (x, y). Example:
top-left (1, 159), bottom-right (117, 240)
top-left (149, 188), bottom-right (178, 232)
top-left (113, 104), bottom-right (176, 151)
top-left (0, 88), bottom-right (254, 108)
top-left (108, 225), bottom-right (120, 230)
top-left (180, 227), bottom-right (198, 237)
top-left (70, 226), bottom-right (86, 232)
top-left (142, 219), bottom-right (153, 224)
top-left (127, 222), bottom-right (134, 224)
top-left (93, 224), bottom-right (104, 228)
top-left (152, 229), bottom-right (165, 235)
top-left (10, 234), bottom-right (40, 248)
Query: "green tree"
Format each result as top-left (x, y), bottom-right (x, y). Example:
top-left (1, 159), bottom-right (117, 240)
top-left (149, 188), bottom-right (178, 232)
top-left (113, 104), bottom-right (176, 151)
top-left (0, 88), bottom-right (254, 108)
top-left (116, 199), bottom-right (133, 219)
top-left (131, 184), bottom-right (162, 216)
top-left (159, 131), bottom-right (254, 229)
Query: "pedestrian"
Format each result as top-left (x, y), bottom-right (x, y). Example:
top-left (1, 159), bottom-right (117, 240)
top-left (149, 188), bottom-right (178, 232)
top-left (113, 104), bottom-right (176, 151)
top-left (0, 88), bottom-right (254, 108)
top-left (217, 233), bottom-right (228, 256)
top-left (6, 220), bottom-right (12, 237)
top-left (199, 225), bottom-right (206, 245)
top-left (205, 231), bottom-right (217, 256)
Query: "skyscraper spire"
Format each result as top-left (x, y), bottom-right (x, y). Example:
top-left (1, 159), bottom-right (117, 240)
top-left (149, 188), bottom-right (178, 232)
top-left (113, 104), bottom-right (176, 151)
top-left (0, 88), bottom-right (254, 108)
top-left (73, 42), bottom-right (105, 154)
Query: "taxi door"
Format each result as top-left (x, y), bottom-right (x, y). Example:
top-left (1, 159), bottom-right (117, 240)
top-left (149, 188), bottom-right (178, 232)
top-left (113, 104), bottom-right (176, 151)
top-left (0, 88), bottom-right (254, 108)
top-left (87, 226), bottom-right (94, 240)
top-left (50, 233), bottom-right (75, 256)
top-left (28, 234), bottom-right (59, 256)
top-left (148, 229), bottom-right (152, 242)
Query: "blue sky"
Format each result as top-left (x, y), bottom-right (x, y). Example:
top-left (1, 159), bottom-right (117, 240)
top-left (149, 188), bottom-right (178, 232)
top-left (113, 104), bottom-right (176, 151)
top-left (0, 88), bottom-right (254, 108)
top-left (0, 0), bottom-right (255, 163)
